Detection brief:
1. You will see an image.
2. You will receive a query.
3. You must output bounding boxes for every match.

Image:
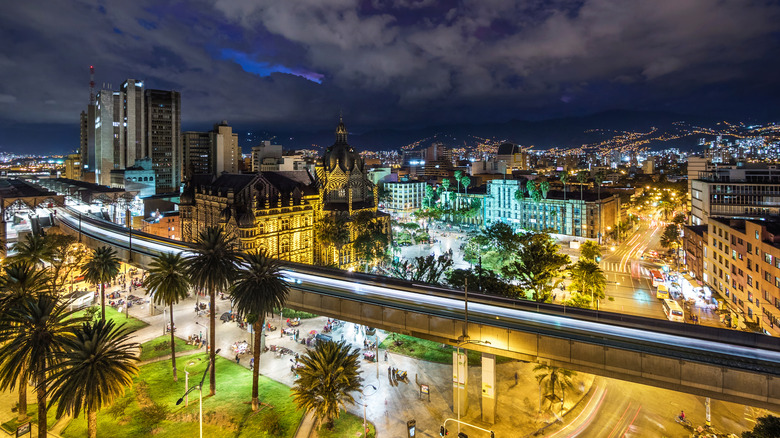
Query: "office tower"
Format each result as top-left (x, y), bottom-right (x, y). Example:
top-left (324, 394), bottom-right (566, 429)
top-left (145, 89), bottom-right (181, 193)
top-left (122, 79), bottom-right (145, 168)
top-left (79, 105), bottom-right (95, 177)
top-left (182, 121), bottom-right (240, 178)
top-left (94, 87), bottom-right (122, 186)
top-left (251, 140), bottom-right (283, 172)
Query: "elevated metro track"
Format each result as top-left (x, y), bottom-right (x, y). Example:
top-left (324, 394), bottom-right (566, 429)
top-left (54, 207), bottom-right (780, 409)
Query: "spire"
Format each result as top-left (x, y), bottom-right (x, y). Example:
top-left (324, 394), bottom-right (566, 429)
top-left (335, 114), bottom-right (348, 144)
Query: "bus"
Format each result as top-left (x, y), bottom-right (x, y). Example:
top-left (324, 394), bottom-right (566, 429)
top-left (662, 299), bottom-right (685, 322)
top-left (656, 283), bottom-right (670, 299)
top-left (650, 269), bottom-right (664, 287)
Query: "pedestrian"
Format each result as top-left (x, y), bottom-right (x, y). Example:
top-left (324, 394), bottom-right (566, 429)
top-left (235, 354), bottom-right (240, 364)
top-left (384, 351), bottom-right (388, 361)
top-left (250, 357), bottom-right (254, 370)
top-left (514, 372), bottom-right (518, 385)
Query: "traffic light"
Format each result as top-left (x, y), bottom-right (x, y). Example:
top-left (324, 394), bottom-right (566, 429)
top-left (439, 425), bottom-right (447, 436)
top-left (490, 432), bottom-right (495, 438)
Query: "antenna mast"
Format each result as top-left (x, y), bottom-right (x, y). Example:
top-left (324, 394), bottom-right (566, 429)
top-left (89, 65), bottom-right (95, 104)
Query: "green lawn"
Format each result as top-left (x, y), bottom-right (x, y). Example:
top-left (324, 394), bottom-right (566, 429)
top-left (276, 308), bottom-right (318, 319)
top-left (61, 352), bottom-right (370, 437)
top-left (1, 403), bottom-right (60, 434)
top-left (318, 413), bottom-right (376, 438)
top-left (381, 334), bottom-right (511, 367)
top-left (139, 335), bottom-right (200, 362)
top-left (80, 305), bottom-right (149, 332)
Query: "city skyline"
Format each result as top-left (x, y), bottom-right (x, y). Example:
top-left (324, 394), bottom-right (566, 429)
top-left (2, 0), bottom-right (780, 153)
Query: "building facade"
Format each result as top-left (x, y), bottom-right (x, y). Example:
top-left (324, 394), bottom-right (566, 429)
top-left (383, 182), bottom-right (426, 217)
top-left (179, 171), bottom-right (318, 264)
top-left (145, 89), bottom-right (181, 194)
top-left (314, 118), bottom-right (390, 269)
top-left (183, 121), bottom-right (240, 179)
top-left (64, 153), bottom-right (82, 181)
top-left (703, 218), bottom-right (780, 336)
top-left (683, 224), bottom-right (707, 281)
top-left (690, 163), bottom-right (780, 225)
top-left (141, 210), bottom-right (180, 240)
top-left (109, 158), bottom-right (156, 198)
top-left (484, 179), bottom-right (619, 239)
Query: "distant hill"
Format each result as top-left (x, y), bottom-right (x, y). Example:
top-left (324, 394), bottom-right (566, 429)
top-left (248, 110), bottom-right (738, 152)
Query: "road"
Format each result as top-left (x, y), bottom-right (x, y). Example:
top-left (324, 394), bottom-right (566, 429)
top-left (595, 222), bottom-right (665, 318)
top-left (547, 375), bottom-right (771, 438)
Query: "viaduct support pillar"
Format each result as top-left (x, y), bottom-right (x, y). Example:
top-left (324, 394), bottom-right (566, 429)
top-left (481, 353), bottom-right (496, 424)
top-left (453, 351), bottom-right (468, 417)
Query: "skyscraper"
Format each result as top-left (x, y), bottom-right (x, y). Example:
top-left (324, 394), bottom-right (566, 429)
top-left (182, 121), bottom-right (240, 179)
top-left (145, 89), bottom-right (181, 194)
top-left (86, 80), bottom-right (181, 194)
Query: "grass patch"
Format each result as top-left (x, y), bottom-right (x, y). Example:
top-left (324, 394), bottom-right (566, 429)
top-left (81, 305), bottom-right (149, 332)
top-left (139, 335), bottom-right (200, 362)
top-left (275, 308), bottom-right (317, 319)
top-left (1, 403), bottom-right (60, 434)
top-left (381, 334), bottom-right (512, 366)
top-left (319, 413), bottom-right (376, 438)
top-left (61, 353), bottom-right (304, 438)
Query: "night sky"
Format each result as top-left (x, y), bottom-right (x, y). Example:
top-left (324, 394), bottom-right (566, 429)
top-left (2, 0), bottom-right (780, 154)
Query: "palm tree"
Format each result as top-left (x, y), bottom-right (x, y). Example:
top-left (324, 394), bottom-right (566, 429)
top-left (569, 259), bottom-right (606, 305)
top-left (10, 233), bottom-right (53, 268)
top-left (579, 240), bottom-right (601, 262)
top-left (82, 246), bottom-right (121, 320)
top-left (230, 249), bottom-right (290, 411)
top-left (0, 295), bottom-right (85, 438)
top-left (48, 319), bottom-right (139, 438)
top-left (291, 340), bottom-right (363, 430)
top-left (559, 172), bottom-right (569, 201)
top-left (0, 262), bottom-right (51, 421)
top-left (441, 179), bottom-right (451, 208)
top-left (594, 171), bottom-right (606, 244)
top-left (461, 175), bottom-right (471, 196)
top-left (314, 215), bottom-right (350, 267)
top-left (454, 170), bottom-right (463, 194)
top-left (576, 171), bottom-right (588, 202)
top-left (144, 252), bottom-right (191, 381)
top-left (187, 226), bottom-right (240, 396)
top-left (533, 364), bottom-right (576, 412)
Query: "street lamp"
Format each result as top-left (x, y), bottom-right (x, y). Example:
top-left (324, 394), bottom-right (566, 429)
top-left (176, 349), bottom-right (220, 438)
top-left (183, 359), bottom-right (202, 407)
top-left (361, 384), bottom-right (378, 436)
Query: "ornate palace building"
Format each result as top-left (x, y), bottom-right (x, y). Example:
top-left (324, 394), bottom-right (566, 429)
top-left (179, 171), bottom-right (318, 264)
top-left (179, 117), bottom-right (390, 270)
top-left (314, 117), bottom-right (390, 268)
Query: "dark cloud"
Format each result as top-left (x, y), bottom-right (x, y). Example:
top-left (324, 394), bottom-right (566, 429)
top-left (1, 0), bottom-right (780, 153)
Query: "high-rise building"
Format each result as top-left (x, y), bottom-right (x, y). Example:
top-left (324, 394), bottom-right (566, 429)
top-left (64, 153), bottom-right (82, 180)
top-left (87, 80), bottom-right (181, 194)
top-left (251, 141), bottom-right (283, 172)
top-left (182, 121), bottom-right (240, 179)
top-left (145, 89), bottom-right (181, 193)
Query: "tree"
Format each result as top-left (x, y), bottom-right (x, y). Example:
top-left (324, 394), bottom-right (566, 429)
top-left (390, 254), bottom-right (453, 285)
top-left (0, 261), bottom-right (51, 421)
top-left (502, 233), bottom-right (570, 302)
top-left (81, 246), bottom-right (121, 320)
top-left (742, 415), bottom-right (780, 438)
top-left (594, 171), bottom-right (606, 243)
top-left (441, 179), bottom-right (451, 207)
top-left (314, 214), bottom-right (350, 266)
top-left (446, 268), bottom-right (518, 297)
top-left (569, 259), bottom-right (606, 304)
top-left (539, 180), bottom-right (550, 200)
top-left (514, 184), bottom-right (526, 203)
top-left (144, 252), bottom-right (191, 381)
top-left (10, 233), bottom-right (53, 268)
top-left (44, 233), bottom-right (85, 292)
top-left (230, 249), bottom-right (289, 411)
top-left (48, 319), bottom-right (139, 438)
top-left (291, 340), bottom-right (363, 430)
top-left (577, 171), bottom-right (588, 202)
top-left (0, 295), bottom-right (85, 438)
top-left (353, 220), bottom-right (389, 272)
top-left (187, 226), bottom-right (240, 396)
top-left (533, 364), bottom-right (576, 412)
top-left (559, 172), bottom-right (569, 201)
top-left (460, 175), bottom-right (471, 196)
top-left (454, 170), bottom-right (463, 194)
top-left (579, 240), bottom-right (601, 262)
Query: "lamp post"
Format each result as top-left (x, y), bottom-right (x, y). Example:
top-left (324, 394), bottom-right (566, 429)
top-left (454, 338), bottom-right (491, 434)
top-left (183, 359), bottom-right (202, 407)
top-left (362, 384), bottom-right (378, 435)
top-left (177, 349), bottom-right (220, 438)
